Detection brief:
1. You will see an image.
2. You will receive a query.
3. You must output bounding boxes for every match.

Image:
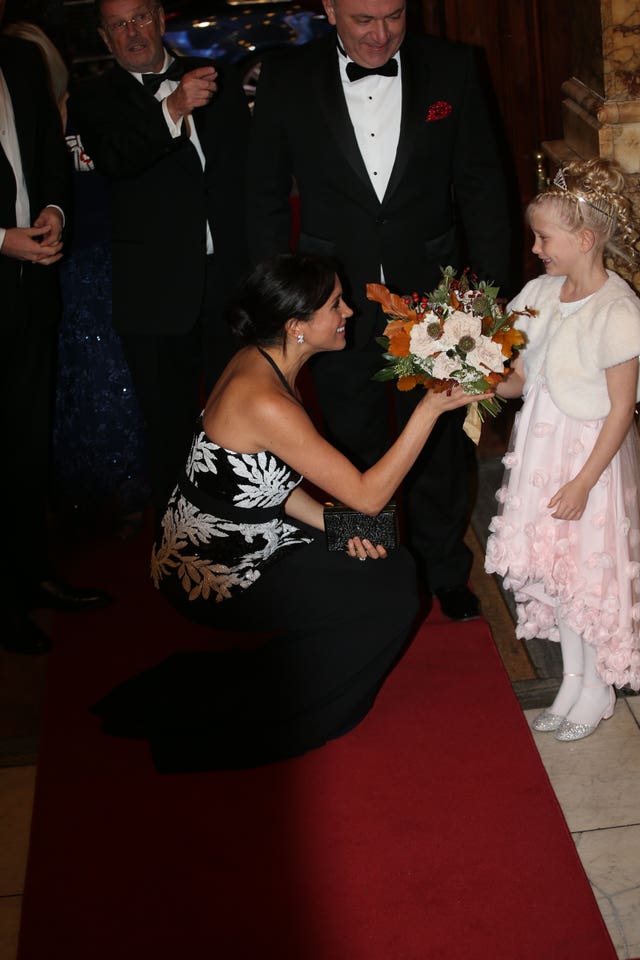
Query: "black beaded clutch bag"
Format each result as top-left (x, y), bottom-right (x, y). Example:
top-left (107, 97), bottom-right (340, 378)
top-left (323, 501), bottom-right (399, 551)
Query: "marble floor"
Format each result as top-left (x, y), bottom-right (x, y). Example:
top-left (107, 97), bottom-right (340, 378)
top-left (526, 698), bottom-right (640, 960)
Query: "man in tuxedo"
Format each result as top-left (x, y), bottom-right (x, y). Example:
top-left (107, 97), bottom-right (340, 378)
top-left (1, 30), bottom-right (111, 655)
top-left (70, 0), bottom-right (250, 511)
top-left (247, 0), bottom-right (512, 619)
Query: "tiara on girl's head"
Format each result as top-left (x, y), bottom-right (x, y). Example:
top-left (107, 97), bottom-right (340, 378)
top-left (546, 162), bottom-right (638, 252)
top-left (553, 167), bottom-right (568, 191)
top-left (576, 192), bottom-right (616, 221)
top-left (550, 166), bottom-right (615, 222)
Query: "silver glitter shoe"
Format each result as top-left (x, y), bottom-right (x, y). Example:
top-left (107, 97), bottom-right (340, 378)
top-left (531, 672), bottom-right (583, 733)
top-left (531, 710), bottom-right (565, 732)
top-left (555, 687), bottom-right (616, 742)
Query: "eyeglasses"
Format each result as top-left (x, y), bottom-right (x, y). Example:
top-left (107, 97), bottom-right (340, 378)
top-left (103, 9), bottom-right (156, 33)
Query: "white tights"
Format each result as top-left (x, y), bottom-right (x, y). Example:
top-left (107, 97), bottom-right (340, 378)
top-left (550, 619), bottom-right (613, 725)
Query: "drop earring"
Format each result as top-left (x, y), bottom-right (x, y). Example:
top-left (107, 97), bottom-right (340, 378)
top-left (297, 333), bottom-right (305, 344)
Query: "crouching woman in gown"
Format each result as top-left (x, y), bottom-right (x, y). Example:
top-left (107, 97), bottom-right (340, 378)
top-left (92, 254), bottom-right (485, 772)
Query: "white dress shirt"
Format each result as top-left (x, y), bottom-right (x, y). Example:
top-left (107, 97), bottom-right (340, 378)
top-left (132, 52), bottom-right (213, 255)
top-left (337, 41), bottom-right (401, 280)
top-left (337, 42), bottom-right (401, 204)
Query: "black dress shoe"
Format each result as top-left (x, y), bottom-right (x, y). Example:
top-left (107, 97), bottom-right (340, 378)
top-left (2, 615), bottom-right (52, 655)
top-left (435, 585), bottom-right (480, 621)
top-left (30, 579), bottom-right (113, 613)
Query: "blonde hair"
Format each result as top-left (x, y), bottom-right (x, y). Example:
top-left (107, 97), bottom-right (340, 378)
top-left (527, 157), bottom-right (637, 253)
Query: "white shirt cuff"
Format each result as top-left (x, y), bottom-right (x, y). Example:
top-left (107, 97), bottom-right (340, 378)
top-left (162, 97), bottom-right (183, 138)
top-left (46, 204), bottom-right (65, 228)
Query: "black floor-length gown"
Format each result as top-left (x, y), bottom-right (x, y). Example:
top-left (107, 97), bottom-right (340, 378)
top-left (92, 359), bottom-right (420, 772)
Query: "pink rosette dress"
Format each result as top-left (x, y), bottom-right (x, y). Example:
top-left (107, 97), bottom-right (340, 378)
top-left (486, 307), bottom-right (640, 691)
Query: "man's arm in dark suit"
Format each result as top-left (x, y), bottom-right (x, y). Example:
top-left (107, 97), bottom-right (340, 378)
top-left (447, 44), bottom-right (512, 291)
top-left (247, 55), bottom-right (296, 263)
top-left (69, 67), bottom-right (192, 180)
top-left (202, 65), bottom-right (251, 283)
top-left (70, 60), bottom-right (249, 188)
top-left (202, 63), bottom-right (250, 201)
top-left (0, 37), bottom-right (69, 263)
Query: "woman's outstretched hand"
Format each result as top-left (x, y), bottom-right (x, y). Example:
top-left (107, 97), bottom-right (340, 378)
top-left (346, 536), bottom-right (388, 561)
top-left (420, 384), bottom-right (494, 414)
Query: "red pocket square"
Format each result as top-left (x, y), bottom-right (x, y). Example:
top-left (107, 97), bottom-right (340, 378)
top-left (426, 100), bottom-right (452, 122)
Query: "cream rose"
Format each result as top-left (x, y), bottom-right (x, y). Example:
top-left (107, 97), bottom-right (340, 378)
top-left (409, 313), bottom-right (444, 359)
top-left (442, 309), bottom-right (482, 343)
top-left (465, 338), bottom-right (505, 374)
top-left (431, 352), bottom-right (461, 380)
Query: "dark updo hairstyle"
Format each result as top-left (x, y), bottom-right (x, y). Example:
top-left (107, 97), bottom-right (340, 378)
top-left (228, 254), bottom-right (338, 348)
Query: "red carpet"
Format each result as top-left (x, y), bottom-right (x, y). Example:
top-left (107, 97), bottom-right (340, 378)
top-left (18, 528), bottom-right (617, 960)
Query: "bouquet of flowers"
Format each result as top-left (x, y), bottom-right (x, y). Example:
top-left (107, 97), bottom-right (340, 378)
top-left (367, 266), bottom-right (531, 443)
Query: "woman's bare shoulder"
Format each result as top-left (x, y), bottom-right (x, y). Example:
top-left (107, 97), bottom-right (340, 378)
top-left (203, 350), bottom-right (307, 452)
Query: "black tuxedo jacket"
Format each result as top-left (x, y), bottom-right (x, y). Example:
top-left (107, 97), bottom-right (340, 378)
top-left (0, 36), bottom-right (70, 316)
top-left (248, 32), bottom-right (512, 347)
top-left (69, 57), bottom-right (250, 336)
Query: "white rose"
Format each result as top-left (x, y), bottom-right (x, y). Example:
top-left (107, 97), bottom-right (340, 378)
top-left (465, 337), bottom-right (505, 374)
top-left (431, 352), bottom-right (461, 380)
top-left (443, 309), bottom-right (482, 343)
top-left (409, 315), bottom-right (442, 359)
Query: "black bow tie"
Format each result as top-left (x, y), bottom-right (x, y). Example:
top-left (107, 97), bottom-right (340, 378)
top-left (345, 58), bottom-right (398, 82)
top-left (141, 59), bottom-right (186, 94)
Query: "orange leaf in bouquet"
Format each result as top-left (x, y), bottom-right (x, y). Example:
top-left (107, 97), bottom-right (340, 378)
top-left (493, 325), bottom-right (526, 358)
top-left (481, 315), bottom-right (495, 336)
top-left (384, 318), bottom-right (416, 357)
top-left (397, 374), bottom-right (430, 391)
top-left (366, 283), bottom-right (417, 321)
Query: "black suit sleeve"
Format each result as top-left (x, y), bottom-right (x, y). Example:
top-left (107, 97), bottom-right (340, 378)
top-left (68, 70), bottom-right (191, 180)
top-left (448, 46), bottom-right (512, 291)
top-left (0, 38), bottom-right (70, 228)
top-left (203, 64), bottom-right (251, 285)
top-left (33, 53), bottom-right (70, 219)
top-left (247, 56), bottom-right (295, 263)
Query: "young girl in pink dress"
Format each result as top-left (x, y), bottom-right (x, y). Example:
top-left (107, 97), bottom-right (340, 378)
top-left (485, 157), bottom-right (640, 740)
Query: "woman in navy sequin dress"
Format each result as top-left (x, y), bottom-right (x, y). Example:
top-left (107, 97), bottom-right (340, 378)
top-left (54, 137), bottom-right (149, 527)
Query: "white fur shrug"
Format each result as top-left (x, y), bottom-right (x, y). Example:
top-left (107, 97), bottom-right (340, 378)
top-left (508, 270), bottom-right (640, 420)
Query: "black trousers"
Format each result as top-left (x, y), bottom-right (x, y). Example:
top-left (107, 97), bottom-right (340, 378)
top-left (1, 263), bottom-right (60, 609)
top-left (309, 345), bottom-right (475, 592)
top-left (118, 257), bottom-right (238, 512)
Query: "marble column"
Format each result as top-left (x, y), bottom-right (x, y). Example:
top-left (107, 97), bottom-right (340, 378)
top-left (542, 0), bottom-right (640, 289)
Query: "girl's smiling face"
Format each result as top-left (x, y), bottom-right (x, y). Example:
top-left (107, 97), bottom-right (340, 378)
top-left (529, 206), bottom-right (582, 277)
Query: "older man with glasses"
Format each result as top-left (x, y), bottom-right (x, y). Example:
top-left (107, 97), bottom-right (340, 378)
top-left (69, 0), bottom-right (250, 514)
